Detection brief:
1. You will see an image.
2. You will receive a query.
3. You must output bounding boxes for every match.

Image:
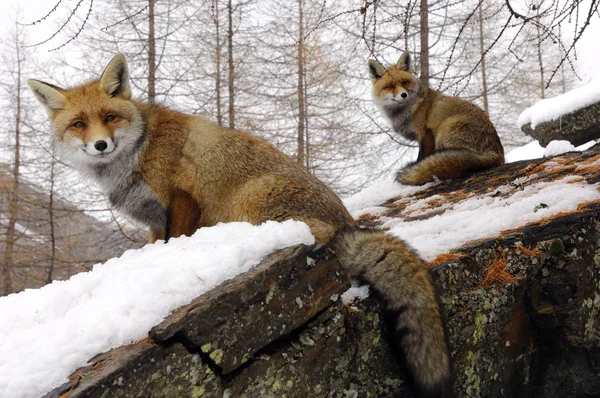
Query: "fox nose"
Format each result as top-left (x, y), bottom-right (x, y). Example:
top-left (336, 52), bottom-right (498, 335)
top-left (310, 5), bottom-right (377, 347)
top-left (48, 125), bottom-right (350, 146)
top-left (400, 92), bottom-right (408, 99)
top-left (94, 140), bottom-right (108, 152)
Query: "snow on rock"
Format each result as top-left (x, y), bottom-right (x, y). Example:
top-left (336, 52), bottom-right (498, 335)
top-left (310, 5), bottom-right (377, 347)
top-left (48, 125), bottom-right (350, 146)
top-left (543, 140), bottom-right (576, 157)
top-left (0, 220), bottom-right (314, 398)
top-left (346, 176), bottom-right (599, 262)
top-left (343, 179), bottom-right (430, 218)
top-left (505, 140), bottom-right (598, 163)
top-left (517, 80), bottom-right (600, 128)
top-left (341, 284), bottom-right (370, 305)
top-left (505, 141), bottom-right (546, 163)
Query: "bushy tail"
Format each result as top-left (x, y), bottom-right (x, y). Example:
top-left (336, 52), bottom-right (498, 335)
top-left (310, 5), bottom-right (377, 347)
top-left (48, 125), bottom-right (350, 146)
top-left (332, 227), bottom-right (452, 398)
top-left (397, 149), bottom-right (504, 185)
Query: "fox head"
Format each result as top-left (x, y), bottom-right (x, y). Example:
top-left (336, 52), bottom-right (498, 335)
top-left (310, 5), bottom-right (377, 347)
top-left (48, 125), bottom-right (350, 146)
top-left (28, 54), bottom-right (143, 167)
top-left (368, 51), bottom-right (419, 109)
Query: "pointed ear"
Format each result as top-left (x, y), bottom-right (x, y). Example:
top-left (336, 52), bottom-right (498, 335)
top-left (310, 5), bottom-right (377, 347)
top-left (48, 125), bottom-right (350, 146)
top-left (368, 59), bottom-right (385, 80)
top-left (27, 79), bottom-right (67, 116)
top-left (396, 51), bottom-right (411, 72)
top-left (100, 54), bottom-right (131, 99)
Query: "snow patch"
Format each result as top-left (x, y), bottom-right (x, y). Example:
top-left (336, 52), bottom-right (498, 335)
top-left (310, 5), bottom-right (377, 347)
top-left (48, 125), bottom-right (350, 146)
top-left (341, 284), bottom-right (370, 305)
top-left (543, 140), bottom-right (575, 157)
top-left (0, 220), bottom-right (314, 398)
top-left (505, 140), bottom-right (598, 163)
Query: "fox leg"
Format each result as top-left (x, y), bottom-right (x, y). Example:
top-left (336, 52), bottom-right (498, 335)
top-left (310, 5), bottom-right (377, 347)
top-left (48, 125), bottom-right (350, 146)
top-left (416, 128), bottom-right (435, 162)
top-left (165, 189), bottom-right (201, 242)
top-left (148, 228), bottom-right (165, 243)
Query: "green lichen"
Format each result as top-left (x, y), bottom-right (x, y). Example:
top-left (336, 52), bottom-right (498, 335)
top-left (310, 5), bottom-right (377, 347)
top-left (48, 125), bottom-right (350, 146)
top-left (209, 349), bottom-right (224, 365)
top-left (464, 351), bottom-right (481, 397)
top-left (473, 313), bottom-right (488, 345)
top-left (265, 287), bottom-right (275, 304)
top-left (272, 380), bottom-right (281, 391)
top-left (200, 343), bottom-right (212, 353)
top-left (372, 334), bottom-right (381, 345)
top-left (191, 386), bottom-right (205, 398)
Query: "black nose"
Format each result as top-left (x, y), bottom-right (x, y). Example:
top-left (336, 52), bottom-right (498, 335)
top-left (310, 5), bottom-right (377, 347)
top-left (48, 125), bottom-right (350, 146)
top-left (401, 92), bottom-right (408, 99)
top-left (94, 140), bottom-right (108, 151)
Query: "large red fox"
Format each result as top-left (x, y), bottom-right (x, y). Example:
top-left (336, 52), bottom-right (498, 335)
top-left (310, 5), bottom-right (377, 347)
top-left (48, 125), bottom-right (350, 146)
top-left (369, 51), bottom-right (505, 185)
top-left (29, 54), bottom-right (452, 397)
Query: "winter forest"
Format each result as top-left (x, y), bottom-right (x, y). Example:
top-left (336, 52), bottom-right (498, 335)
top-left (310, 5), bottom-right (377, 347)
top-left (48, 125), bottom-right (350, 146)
top-left (0, 0), bottom-right (597, 294)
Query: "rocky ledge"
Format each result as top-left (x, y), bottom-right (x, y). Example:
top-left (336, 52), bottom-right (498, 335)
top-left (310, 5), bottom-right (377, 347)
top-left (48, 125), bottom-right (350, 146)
top-left (521, 101), bottom-right (600, 147)
top-left (47, 146), bottom-right (600, 398)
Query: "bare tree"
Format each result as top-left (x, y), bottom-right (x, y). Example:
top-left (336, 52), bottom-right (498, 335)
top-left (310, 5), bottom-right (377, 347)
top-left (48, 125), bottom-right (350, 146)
top-left (1, 23), bottom-right (26, 296)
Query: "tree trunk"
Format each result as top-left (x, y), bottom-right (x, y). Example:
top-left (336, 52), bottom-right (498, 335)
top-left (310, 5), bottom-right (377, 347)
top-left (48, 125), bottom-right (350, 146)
top-left (46, 150), bottom-right (56, 285)
top-left (419, 0), bottom-right (429, 85)
top-left (215, 1), bottom-right (223, 126)
top-left (148, 0), bottom-right (156, 104)
top-left (535, 3), bottom-right (545, 99)
top-left (2, 35), bottom-right (22, 296)
top-left (478, 1), bottom-right (489, 114)
top-left (296, 0), bottom-right (306, 167)
top-left (227, 0), bottom-right (235, 129)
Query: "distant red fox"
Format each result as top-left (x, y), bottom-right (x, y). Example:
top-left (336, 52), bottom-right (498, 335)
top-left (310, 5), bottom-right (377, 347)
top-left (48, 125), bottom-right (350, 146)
top-left (369, 51), bottom-right (504, 185)
top-left (29, 54), bottom-right (452, 397)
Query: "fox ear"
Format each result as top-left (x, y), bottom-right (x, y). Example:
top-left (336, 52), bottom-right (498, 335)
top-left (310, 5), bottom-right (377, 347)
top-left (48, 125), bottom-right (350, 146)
top-left (396, 51), bottom-right (411, 72)
top-left (27, 79), bottom-right (67, 116)
top-left (100, 54), bottom-right (131, 99)
top-left (368, 59), bottom-right (385, 80)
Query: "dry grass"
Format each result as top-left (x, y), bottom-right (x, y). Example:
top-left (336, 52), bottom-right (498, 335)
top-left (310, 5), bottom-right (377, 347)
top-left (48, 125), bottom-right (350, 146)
top-left (514, 243), bottom-right (542, 257)
top-left (59, 359), bottom-right (106, 398)
top-left (478, 255), bottom-right (523, 288)
top-left (428, 253), bottom-right (468, 267)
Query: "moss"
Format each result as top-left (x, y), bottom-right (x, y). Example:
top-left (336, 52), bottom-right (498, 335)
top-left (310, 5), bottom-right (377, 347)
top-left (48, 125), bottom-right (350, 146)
top-left (549, 239), bottom-right (565, 256)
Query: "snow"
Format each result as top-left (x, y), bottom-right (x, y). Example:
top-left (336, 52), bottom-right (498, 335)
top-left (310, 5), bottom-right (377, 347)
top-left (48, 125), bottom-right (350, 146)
top-left (344, 176), bottom-right (599, 261)
top-left (517, 80), bottom-right (600, 128)
top-left (344, 179), bottom-right (430, 218)
top-left (505, 140), bottom-right (598, 163)
top-left (504, 141), bottom-right (546, 163)
top-left (543, 140), bottom-right (575, 157)
top-left (0, 220), bottom-right (314, 398)
top-left (341, 284), bottom-right (370, 305)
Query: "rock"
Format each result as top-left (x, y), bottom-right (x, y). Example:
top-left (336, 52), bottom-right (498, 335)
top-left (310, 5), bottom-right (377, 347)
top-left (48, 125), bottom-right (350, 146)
top-left (46, 146), bottom-right (600, 398)
top-left (42, 342), bottom-right (223, 398)
top-left (150, 243), bottom-right (350, 374)
top-left (521, 101), bottom-right (600, 147)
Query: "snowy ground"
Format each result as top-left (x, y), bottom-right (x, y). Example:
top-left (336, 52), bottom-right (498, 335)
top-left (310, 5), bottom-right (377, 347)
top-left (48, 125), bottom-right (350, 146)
top-left (0, 221), bottom-right (314, 398)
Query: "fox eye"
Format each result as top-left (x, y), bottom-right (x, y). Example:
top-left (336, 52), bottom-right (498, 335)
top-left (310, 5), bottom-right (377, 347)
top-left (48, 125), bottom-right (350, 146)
top-left (74, 121), bottom-right (85, 128)
top-left (105, 115), bottom-right (115, 122)
top-left (401, 79), bottom-right (409, 85)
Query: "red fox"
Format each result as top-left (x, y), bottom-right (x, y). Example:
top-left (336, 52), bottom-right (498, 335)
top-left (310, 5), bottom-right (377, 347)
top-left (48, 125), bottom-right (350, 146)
top-left (369, 51), bottom-right (505, 185)
top-left (29, 54), bottom-right (452, 397)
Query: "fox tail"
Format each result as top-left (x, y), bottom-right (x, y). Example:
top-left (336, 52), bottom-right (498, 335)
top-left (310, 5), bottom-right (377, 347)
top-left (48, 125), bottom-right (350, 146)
top-left (397, 149), bottom-right (504, 185)
top-left (332, 227), bottom-right (452, 398)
